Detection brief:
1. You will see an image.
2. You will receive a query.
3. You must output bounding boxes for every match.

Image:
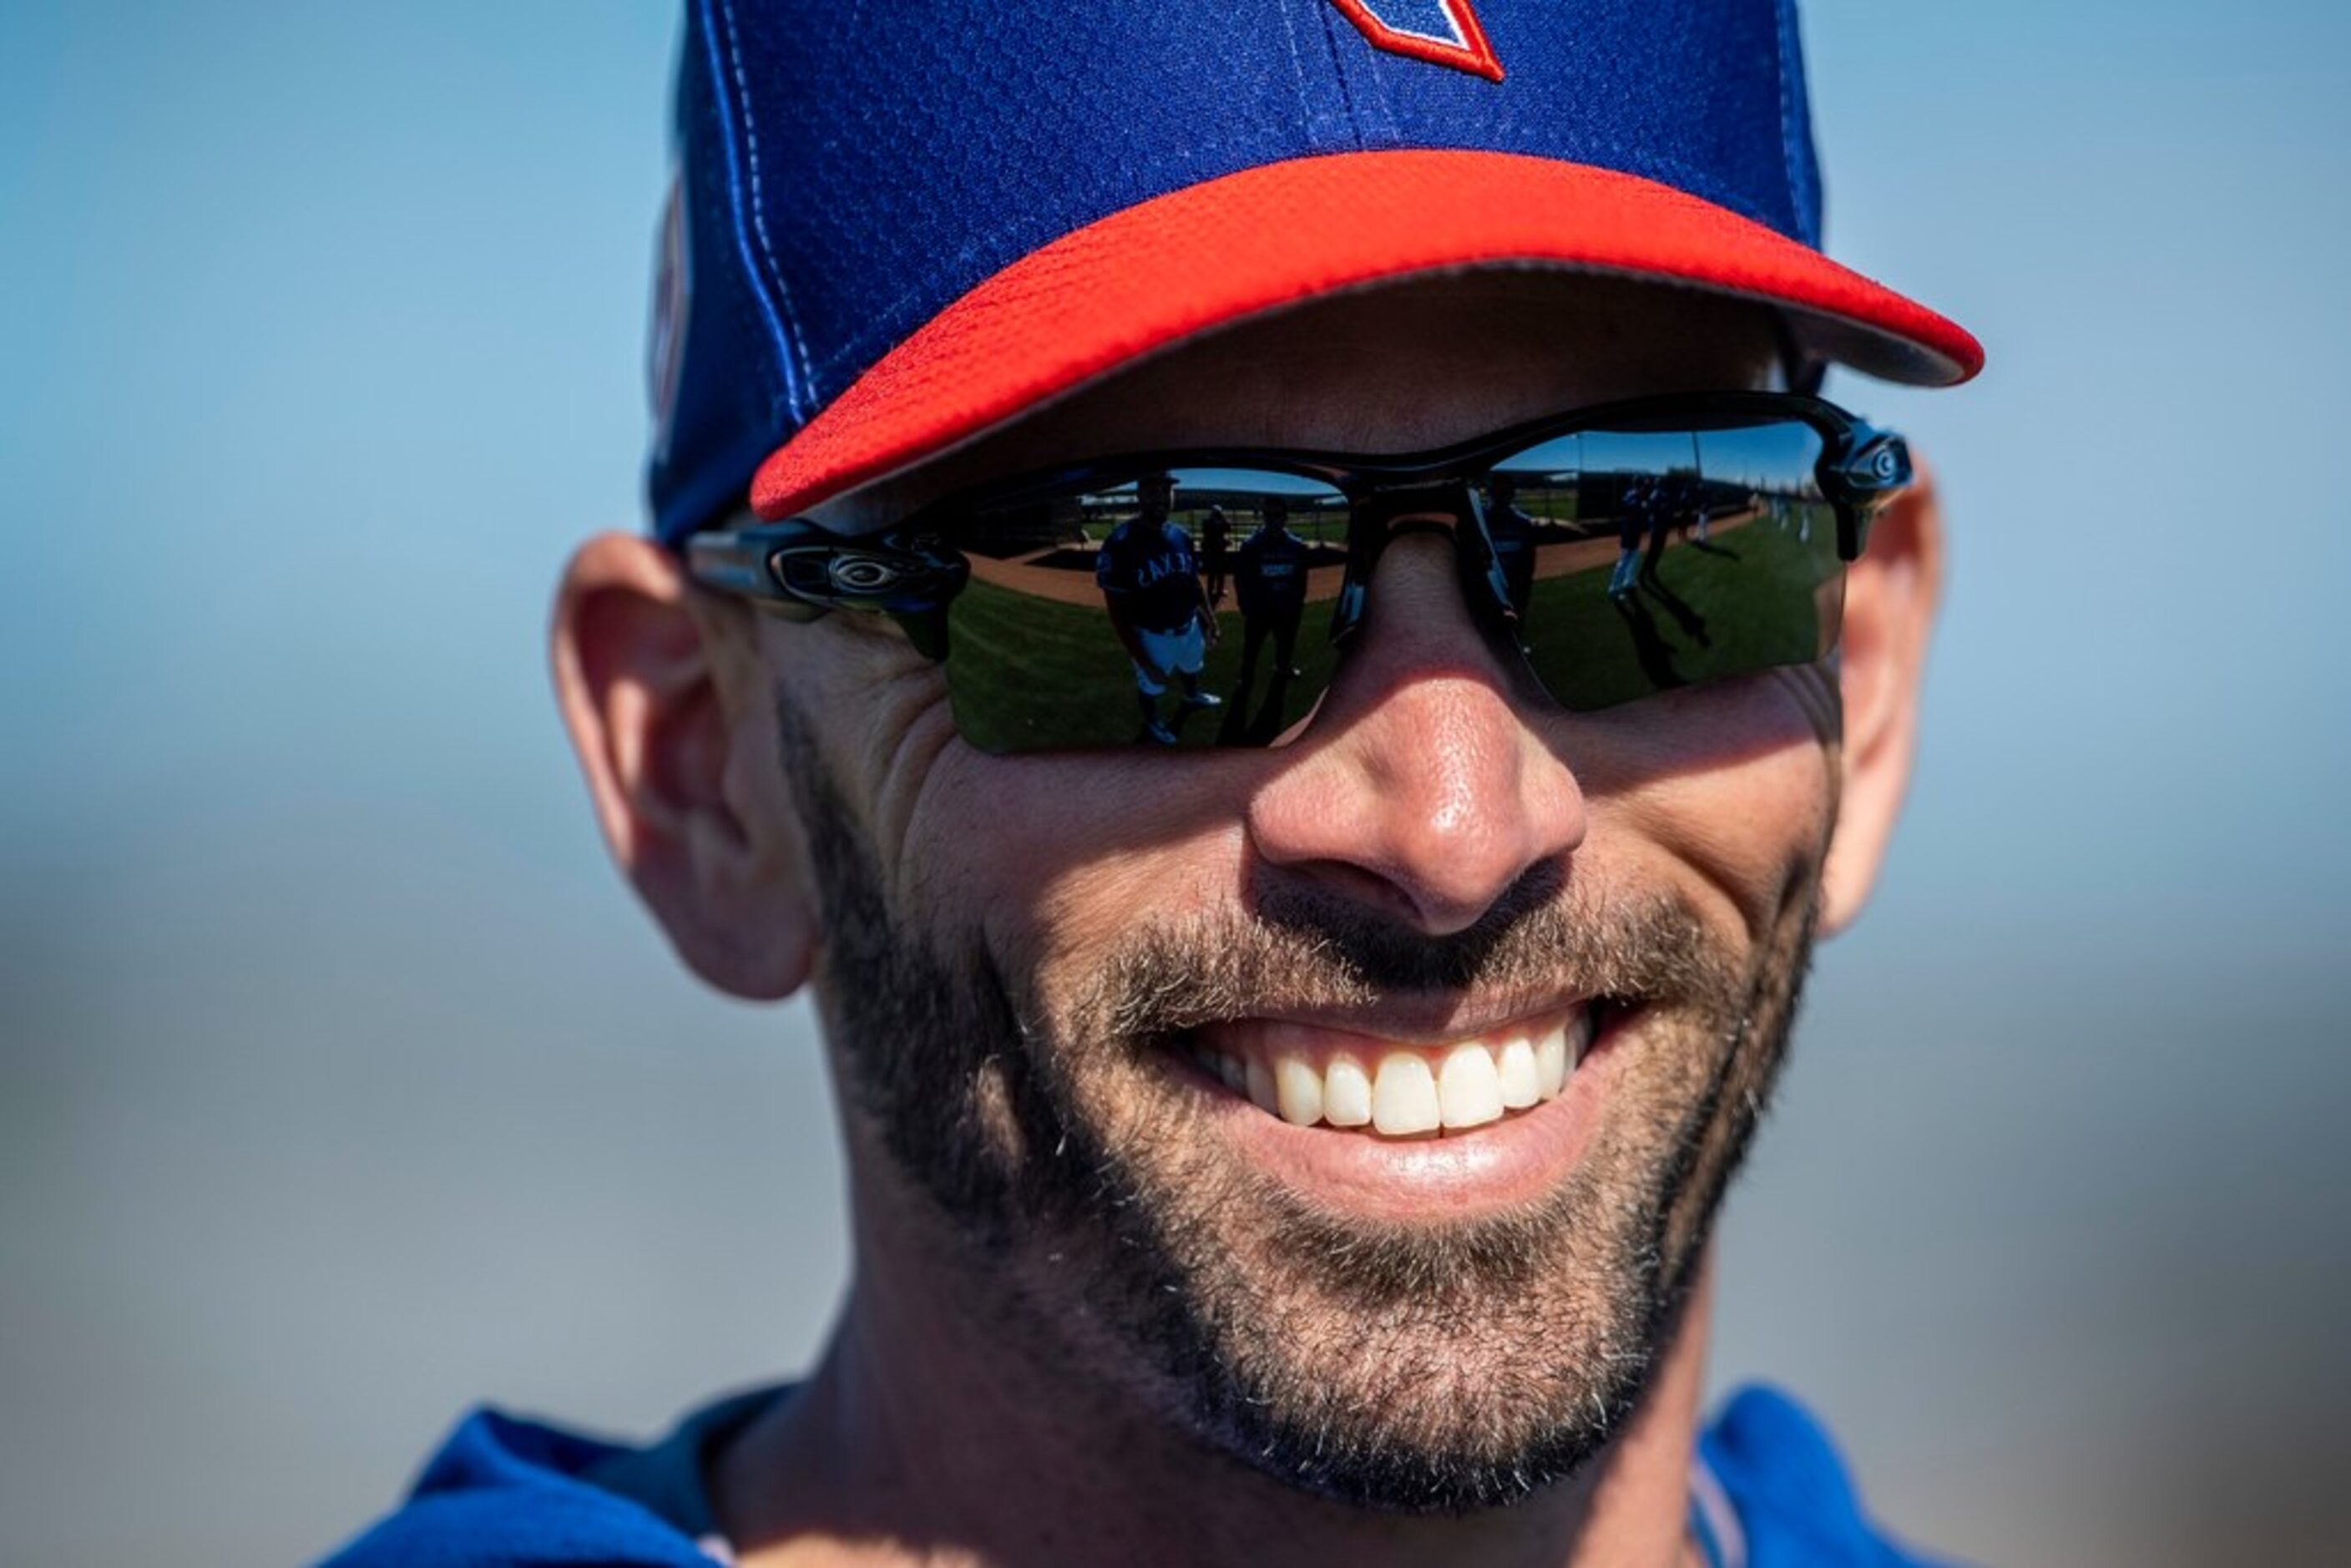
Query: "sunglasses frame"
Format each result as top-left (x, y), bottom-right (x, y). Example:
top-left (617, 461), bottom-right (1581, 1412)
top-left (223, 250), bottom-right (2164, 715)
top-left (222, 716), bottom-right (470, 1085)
top-left (682, 390), bottom-right (1910, 675)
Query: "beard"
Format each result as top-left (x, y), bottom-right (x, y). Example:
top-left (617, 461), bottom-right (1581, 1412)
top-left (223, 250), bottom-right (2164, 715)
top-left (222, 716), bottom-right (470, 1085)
top-left (786, 707), bottom-right (1819, 1515)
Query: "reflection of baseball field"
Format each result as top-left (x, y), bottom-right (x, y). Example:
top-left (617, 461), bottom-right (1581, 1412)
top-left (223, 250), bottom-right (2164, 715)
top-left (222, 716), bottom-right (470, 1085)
top-left (941, 503), bottom-right (1838, 751)
top-left (944, 575), bottom-right (1345, 751)
top-left (963, 544), bottom-right (1352, 609)
top-left (1517, 504), bottom-right (1839, 711)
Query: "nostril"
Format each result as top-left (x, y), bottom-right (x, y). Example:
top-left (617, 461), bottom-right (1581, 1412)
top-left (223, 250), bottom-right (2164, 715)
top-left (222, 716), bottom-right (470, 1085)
top-left (1386, 817), bottom-right (1568, 936)
top-left (1246, 527), bottom-right (1586, 936)
top-left (1249, 676), bottom-right (1586, 938)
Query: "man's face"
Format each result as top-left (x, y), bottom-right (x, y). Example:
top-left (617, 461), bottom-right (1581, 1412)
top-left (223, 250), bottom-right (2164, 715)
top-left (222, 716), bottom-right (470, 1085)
top-left (675, 278), bottom-right (1883, 1511)
top-left (1140, 477), bottom-right (1175, 524)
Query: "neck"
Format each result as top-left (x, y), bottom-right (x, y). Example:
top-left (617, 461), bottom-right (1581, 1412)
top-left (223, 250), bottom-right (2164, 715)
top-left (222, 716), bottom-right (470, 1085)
top-left (716, 1171), bottom-right (1714, 1568)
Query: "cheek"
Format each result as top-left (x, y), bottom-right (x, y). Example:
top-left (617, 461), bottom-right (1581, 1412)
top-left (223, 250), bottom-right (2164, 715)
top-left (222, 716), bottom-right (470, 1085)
top-left (896, 746), bottom-right (1250, 985)
top-left (883, 675), bottom-right (1838, 987)
top-left (1563, 676), bottom-right (1839, 943)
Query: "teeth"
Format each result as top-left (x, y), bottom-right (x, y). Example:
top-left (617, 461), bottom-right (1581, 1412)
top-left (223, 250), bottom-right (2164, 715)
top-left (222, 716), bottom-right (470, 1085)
top-left (1496, 1037), bottom-right (1540, 1110)
top-left (1244, 1057), bottom-right (1280, 1116)
top-left (1534, 1024), bottom-right (1569, 1100)
top-left (1273, 1055), bottom-right (1323, 1126)
top-left (1189, 1009), bottom-right (1595, 1135)
top-left (1323, 1056), bottom-right (1373, 1126)
top-left (1437, 1043), bottom-right (1504, 1129)
top-left (1371, 1053), bottom-right (1442, 1136)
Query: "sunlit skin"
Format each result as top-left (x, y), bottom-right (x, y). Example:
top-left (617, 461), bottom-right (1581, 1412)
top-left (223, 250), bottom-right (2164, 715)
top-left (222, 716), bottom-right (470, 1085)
top-left (552, 274), bottom-right (1943, 1568)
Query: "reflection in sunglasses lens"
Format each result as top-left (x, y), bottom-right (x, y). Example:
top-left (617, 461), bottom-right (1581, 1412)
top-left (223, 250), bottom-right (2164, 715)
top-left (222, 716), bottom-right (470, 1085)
top-left (1487, 419), bottom-right (1843, 711)
top-left (934, 424), bottom-right (1848, 751)
top-left (943, 468), bottom-right (1350, 751)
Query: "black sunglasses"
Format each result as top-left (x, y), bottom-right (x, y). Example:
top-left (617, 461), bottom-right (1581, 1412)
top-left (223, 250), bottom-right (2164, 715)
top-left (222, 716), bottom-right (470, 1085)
top-left (684, 392), bottom-right (1910, 753)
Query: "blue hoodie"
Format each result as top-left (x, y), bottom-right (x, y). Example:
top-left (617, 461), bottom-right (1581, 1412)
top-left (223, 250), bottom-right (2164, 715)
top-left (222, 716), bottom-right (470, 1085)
top-left (321, 1383), bottom-right (1957, 1568)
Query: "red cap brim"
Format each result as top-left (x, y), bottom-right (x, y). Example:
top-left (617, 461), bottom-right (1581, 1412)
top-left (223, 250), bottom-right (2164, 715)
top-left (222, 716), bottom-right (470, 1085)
top-left (752, 149), bottom-right (1981, 518)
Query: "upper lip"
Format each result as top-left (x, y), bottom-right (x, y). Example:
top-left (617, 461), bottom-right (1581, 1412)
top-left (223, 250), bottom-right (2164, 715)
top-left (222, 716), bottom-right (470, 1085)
top-left (1190, 990), bottom-right (1598, 1047)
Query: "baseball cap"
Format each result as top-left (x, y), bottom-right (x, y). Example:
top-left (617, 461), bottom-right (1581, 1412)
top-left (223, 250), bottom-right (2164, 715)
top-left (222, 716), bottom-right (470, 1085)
top-left (645, 0), bottom-right (1982, 544)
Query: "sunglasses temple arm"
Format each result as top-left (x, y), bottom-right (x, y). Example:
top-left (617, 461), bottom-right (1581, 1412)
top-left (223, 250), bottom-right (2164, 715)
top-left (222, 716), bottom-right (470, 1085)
top-left (684, 528), bottom-right (824, 619)
top-left (1823, 425), bottom-right (1913, 560)
top-left (683, 523), bottom-right (969, 660)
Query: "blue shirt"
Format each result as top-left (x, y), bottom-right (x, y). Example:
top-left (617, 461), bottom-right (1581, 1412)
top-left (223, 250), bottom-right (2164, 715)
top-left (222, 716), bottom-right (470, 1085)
top-left (1094, 518), bottom-right (1203, 632)
top-left (319, 1383), bottom-right (1958, 1567)
top-left (1232, 524), bottom-right (1311, 618)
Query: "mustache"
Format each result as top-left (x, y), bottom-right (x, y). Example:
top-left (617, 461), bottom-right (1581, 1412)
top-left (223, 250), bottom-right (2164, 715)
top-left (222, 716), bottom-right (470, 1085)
top-left (1085, 870), bottom-right (1732, 1041)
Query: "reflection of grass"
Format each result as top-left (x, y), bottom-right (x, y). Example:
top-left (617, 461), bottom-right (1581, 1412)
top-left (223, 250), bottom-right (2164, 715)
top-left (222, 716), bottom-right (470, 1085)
top-left (1525, 508), bottom-right (1838, 710)
top-left (943, 505), bottom-right (1839, 748)
top-left (947, 576), bottom-right (1343, 751)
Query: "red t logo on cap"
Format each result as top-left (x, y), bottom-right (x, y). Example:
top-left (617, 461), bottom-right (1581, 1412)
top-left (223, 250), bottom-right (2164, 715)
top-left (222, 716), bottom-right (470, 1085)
top-left (1327, 0), bottom-right (1504, 82)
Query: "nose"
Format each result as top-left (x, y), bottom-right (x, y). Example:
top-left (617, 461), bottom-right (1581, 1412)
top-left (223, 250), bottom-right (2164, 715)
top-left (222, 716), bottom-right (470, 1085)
top-left (1246, 530), bottom-right (1587, 936)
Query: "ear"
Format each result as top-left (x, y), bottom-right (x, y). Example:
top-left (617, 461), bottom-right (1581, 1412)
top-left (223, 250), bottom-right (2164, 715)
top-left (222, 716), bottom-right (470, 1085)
top-left (1818, 461), bottom-right (1944, 937)
top-left (550, 532), bottom-right (817, 999)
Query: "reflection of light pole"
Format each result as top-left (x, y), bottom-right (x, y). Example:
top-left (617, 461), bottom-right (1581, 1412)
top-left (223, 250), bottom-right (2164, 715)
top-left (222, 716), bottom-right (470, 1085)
top-left (1688, 427), bottom-right (1707, 543)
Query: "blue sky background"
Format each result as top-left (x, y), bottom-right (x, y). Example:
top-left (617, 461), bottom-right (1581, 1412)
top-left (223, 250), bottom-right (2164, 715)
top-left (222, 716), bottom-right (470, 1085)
top-left (4, 3), bottom-right (2347, 1564)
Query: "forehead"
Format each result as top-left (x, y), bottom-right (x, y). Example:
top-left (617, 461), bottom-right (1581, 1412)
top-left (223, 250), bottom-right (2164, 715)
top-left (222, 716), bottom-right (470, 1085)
top-left (808, 273), bottom-right (1782, 532)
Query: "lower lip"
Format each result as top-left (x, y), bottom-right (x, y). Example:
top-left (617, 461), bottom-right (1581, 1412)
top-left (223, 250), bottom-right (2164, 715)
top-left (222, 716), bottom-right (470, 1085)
top-left (1172, 1016), bottom-right (1627, 1224)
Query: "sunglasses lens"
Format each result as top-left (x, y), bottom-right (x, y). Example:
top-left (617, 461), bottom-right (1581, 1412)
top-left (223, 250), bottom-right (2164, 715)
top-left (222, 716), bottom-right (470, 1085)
top-left (1487, 418), bottom-right (1843, 711)
top-left (941, 468), bottom-right (1352, 751)
top-left (929, 420), bottom-right (1845, 751)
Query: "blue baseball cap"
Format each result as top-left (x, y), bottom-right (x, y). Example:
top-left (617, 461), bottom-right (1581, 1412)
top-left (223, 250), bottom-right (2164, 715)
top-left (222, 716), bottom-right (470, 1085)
top-left (645, 0), bottom-right (1981, 543)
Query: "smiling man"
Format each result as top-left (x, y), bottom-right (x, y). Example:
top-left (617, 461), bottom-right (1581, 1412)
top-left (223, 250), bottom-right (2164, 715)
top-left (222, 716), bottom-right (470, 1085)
top-left (327, 3), bottom-right (1979, 1565)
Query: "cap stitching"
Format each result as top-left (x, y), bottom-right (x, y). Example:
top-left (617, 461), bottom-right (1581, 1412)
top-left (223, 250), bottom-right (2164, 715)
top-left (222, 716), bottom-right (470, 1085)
top-left (1275, 0), bottom-right (1316, 142)
top-left (1313, 3), bottom-right (1373, 151)
top-left (1773, 0), bottom-right (1818, 245)
top-left (713, 0), bottom-right (818, 421)
top-left (681, 0), bottom-right (791, 450)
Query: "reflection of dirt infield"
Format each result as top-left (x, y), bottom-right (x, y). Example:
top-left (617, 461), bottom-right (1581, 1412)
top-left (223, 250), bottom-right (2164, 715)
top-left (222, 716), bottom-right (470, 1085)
top-left (963, 503), bottom-right (1803, 606)
top-left (1531, 503), bottom-right (1767, 573)
top-left (964, 507), bottom-right (1783, 609)
top-left (965, 545), bottom-right (1353, 610)
top-left (963, 549), bottom-right (1105, 608)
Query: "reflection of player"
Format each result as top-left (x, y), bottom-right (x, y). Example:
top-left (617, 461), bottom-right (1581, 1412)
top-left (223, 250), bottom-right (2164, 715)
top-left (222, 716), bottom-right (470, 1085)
top-left (1201, 505), bottom-right (1231, 605)
top-left (1230, 497), bottom-right (1311, 711)
top-left (1095, 473), bottom-right (1221, 743)
top-left (1640, 474), bottom-right (1685, 582)
top-left (1607, 476), bottom-right (1650, 600)
top-left (1483, 475), bottom-right (1538, 620)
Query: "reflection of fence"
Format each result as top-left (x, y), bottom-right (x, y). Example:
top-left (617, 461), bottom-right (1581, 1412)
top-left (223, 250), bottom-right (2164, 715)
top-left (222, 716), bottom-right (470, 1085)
top-left (1508, 474), bottom-right (1817, 534)
top-left (958, 496), bottom-right (1090, 557)
top-left (1169, 499), bottom-right (1349, 549)
top-left (968, 495), bottom-right (1352, 554)
top-left (956, 498), bottom-right (1804, 611)
top-left (962, 545), bottom-right (1354, 608)
top-left (958, 478), bottom-right (1819, 569)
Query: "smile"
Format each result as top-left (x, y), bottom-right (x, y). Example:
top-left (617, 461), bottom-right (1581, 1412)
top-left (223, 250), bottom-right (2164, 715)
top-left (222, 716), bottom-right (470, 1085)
top-left (1178, 1006), bottom-right (1599, 1137)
